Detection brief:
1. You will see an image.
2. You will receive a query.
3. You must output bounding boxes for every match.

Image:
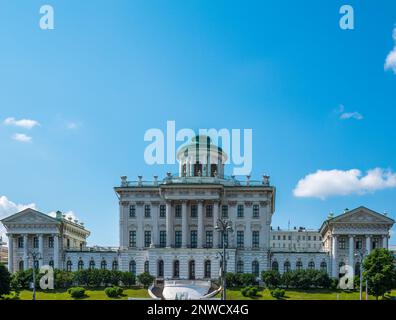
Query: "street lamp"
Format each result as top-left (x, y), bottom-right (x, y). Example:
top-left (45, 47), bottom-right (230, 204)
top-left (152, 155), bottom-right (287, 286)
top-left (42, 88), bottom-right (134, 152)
top-left (28, 251), bottom-right (42, 300)
top-left (354, 249), bottom-right (367, 301)
top-left (215, 218), bottom-right (233, 301)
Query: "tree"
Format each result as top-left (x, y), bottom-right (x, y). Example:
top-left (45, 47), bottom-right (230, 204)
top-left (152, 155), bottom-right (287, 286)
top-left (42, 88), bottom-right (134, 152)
top-left (261, 270), bottom-right (281, 289)
top-left (0, 263), bottom-right (11, 298)
top-left (363, 248), bottom-right (396, 300)
top-left (137, 272), bottom-right (155, 288)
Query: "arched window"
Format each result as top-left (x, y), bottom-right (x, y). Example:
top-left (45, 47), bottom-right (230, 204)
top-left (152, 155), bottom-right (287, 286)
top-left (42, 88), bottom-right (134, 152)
top-left (194, 161), bottom-right (202, 176)
top-left (296, 260), bottom-right (303, 270)
top-left (112, 260), bottom-right (118, 271)
top-left (272, 261), bottom-right (279, 272)
top-left (355, 262), bottom-right (361, 276)
top-left (308, 261), bottom-right (315, 270)
top-left (19, 260), bottom-right (24, 271)
top-left (101, 260), bottom-right (107, 270)
top-left (89, 260), bottom-right (95, 270)
top-left (49, 260), bottom-right (54, 269)
top-left (129, 260), bottom-right (136, 274)
top-left (78, 260), bottom-right (84, 270)
top-left (144, 261), bottom-right (149, 273)
top-left (284, 261), bottom-right (291, 272)
top-left (320, 261), bottom-right (327, 272)
top-left (252, 261), bottom-right (259, 277)
top-left (204, 260), bottom-right (211, 278)
top-left (210, 164), bottom-right (218, 177)
top-left (173, 260), bottom-right (180, 278)
top-left (66, 260), bottom-right (72, 272)
top-left (236, 260), bottom-right (244, 274)
top-left (158, 260), bottom-right (164, 277)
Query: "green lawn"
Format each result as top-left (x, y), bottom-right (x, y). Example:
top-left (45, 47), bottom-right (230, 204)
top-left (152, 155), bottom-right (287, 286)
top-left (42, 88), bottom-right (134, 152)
top-left (5, 288), bottom-right (396, 300)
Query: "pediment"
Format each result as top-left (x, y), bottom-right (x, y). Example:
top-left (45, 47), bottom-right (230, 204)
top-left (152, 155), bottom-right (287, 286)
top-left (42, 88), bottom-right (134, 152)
top-left (1, 208), bottom-right (59, 226)
top-left (332, 206), bottom-right (394, 225)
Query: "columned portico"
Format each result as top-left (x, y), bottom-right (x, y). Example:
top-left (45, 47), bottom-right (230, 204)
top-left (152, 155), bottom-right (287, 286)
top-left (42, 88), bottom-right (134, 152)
top-left (38, 234), bottom-right (44, 267)
top-left (348, 235), bottom-right (354, 274)
top-left (331, 235), bottom-right (337, 278)
top-left (383, 235), bottom-right (388, 249)
top-left (23, 234), bottom-right (29, 269)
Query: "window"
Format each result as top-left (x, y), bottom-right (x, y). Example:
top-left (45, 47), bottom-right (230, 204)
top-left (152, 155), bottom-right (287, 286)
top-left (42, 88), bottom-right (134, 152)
top-left (206, 205), bottom-right (213, 218)
top-left (19, 260), bottom-right (24, 271)
top-left (272, 235), bottom-right (275, 240)
top-left (236, 260), bottom-right (244, 274)
top-left (144, 230), bottom-right (151, 247)
top-left (18, 237), bottom-right (24, 248)
top-left (313, 236), bottom-right (316, 241)
top-left (175, 204), bottom-right (182, 218)
top-left (190, 230), bottom-right (197, 248)
top-left (252, 261), bottom-right (259, 277)
top-left (283, 235), bottom-right (286, 240)
top-left (175, 231), bottom-right (182, 248)
top-left (101, 260), bottom-right (107, 270)
top-left (204, 260), bottom-right (211, 278)
top-left (144, 205), bottom-right (151, 218)
top-left (308, 261), bottom-right (315, 270)
top-left (191, 205), bottom-right (197, 218)
top-left (252, 204), bottom-right (259, 218)
top-left (237, 231), bottom-right (244, 248)
top-left (67, 239), bottom-right (70, 249)
top-left (129, 260), bottom-right (136, 274)
top-left (66, 260), bottom-right (72, 272)
top-left (252, 231), bottom-right (259, 248)
top-left (157, 260), bottom-right (164, 277)
top-left (33, 237), bottom-right (39, 248)
top-left (129, 205), bottom-right (136, 218)
top-left (206, 231), bottom-right (213, 248)
top-left (237, 204), bottom-right (244, 218)
top-left (339, 238), bottom-right (346, 249)
top-left (210, 164), bottom-right (217, 177)
top-left (221, 205), bottom-right (228, 218)
top-left (78, 260), bottom-right (84, 270)
top-left (284, 261), bottom-right (291, 272)
top-left (129, 231), bottom-right (136, 247)
top-left (296, 260), bottom-right (303, 270)
top-left (159, 205), bottom-right (166, 218)
top-left (308, 236), bottom-right (311, 241)
top-left (33, 260), bottom-right (39, 270)
top-left (194, 162), bottom-right (202, 176)
top-left (160, 231), bottom-right (166, 248)
top-left (372, 238), bottom-right (378, 249)
top-left (144, 261), bottom-right (149, 273)
top-left (272, 261), bottom-right (279, 272)
top-left (221, 232), bottom-right (229, 248)
top-left (355, 238), bottom-right (362, 250)
top-left (288, 235), bottom-right (292, 240)
top-left (173, 260), bottom-right (180, 278)
top-left (278, 235), bottom-right (281, 240)
top-left (112, 260), bottom-right (118, 271)
top-left (320, 261), bottom-right (327, 272)
top-left (89, 260), bottom-right (95, 270)
top-left (48, 260), bottom-right (53, 269)
top-left (355, 262), bottom-right (361, 276)
top-left (48, 236), bottom-right (54, 248)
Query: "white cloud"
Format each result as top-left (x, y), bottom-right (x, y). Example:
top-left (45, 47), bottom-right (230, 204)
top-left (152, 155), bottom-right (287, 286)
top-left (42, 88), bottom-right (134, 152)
top-left (0, 196), bottom-right (37, 243)
top-left (293, 168), bottom-right (396, 199)
top-left (385, 26), bottom-right (396, 74)
top-left (12, 133), bottom-right (32, 142)
top-left (3, 117), bottom-right (40, 129)
top-left (337, 104), bottom-right (363, 121)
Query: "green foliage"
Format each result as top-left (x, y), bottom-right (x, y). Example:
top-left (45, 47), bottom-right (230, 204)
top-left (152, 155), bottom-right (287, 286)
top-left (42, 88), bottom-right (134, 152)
top-left (241, 286), bottom-right (259, 297)
top-left (225, 273), bottom-right (258, 287)
top-left (278, 270), bottom-right (332, 289)
top-left (270, 288), bottom-right (285, 299)
top-left (363, 248), bottom-right (396, 300)
top-left (137, 272), bottom-right (155, 288)
top-left (261, 270), bottom-right (281, 289)
top-left (67, 287), bottom-right (86, 298)
top-left (54, 270), bottom-right (74, 289)
top-left (104, 286), bottom-right (123, 298)
top-left (0, 263), bottom-right (11, 298)
top-left (120, 272), bottom-right (136, 287)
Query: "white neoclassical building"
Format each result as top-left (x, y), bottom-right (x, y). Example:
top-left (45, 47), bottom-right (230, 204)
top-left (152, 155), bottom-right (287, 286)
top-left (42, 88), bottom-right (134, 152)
top-left (1, 135), bottom-right (394, 280)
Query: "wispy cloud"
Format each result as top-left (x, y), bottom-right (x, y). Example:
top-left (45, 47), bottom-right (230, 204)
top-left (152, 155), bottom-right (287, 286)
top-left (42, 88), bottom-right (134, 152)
top-left (3, 117), bottom-right (40, 129)
top-left (385, 26), bottom-right (396, 74)
top-left (66, 121), bottom-right (81, 130)
top-left (12, 133), bottom-right (32, 143)
top-left (293, 168), bottom-right (396, 199)
top-left (336, 104), bottom-right (363, 120)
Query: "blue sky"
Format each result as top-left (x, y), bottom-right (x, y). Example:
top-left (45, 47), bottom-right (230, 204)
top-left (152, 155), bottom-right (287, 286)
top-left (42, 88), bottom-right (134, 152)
top-left (0, 0), bottom-right (396, 246)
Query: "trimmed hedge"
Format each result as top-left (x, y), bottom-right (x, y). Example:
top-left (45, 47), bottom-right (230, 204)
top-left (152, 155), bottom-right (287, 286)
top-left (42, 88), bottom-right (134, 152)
top-left (270, 288), bottom-right (285, 299)
top-left (241, 286), bottom-right (259, 297)
top-left (68, 287), bottom-right (85, 298)
top-left (104, 286), bottom-right (123, 298)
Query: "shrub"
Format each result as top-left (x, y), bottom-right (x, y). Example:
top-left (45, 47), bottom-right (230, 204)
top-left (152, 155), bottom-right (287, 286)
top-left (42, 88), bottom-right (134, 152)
top-left (54, 270), bottom-right (74, 289)
top-left (271, 288), bottom-right (285, 299)
top-left (137, 272), bottom-right (155, 288)
top-left (225, 273), bottom-right (257, 288)
top-left (121, 272), bottom-right (136, 287)
top-left (240, 286), bottom-right (259, 297)
top-left (68, 287), bottom-right (86, 299)
top-left (261, 270), bottom-right (281, 289)
top-left (104, 286), bottom-right (123, 298)
top-left (0, 263), bottom-right (11, 298)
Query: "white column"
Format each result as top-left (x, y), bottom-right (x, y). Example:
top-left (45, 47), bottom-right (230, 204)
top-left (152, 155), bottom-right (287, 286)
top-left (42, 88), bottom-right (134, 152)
top-left (7, 234), bottom-right (13, 273)
top-left (53, 234), bottom-right (59, 269)
top-left (38, 234), bottom-right (44, 267)
top-left (23, 234), bottom-right (29, 269)
top-left (213, 202), bottom-right (219, 248)
top-left (383, 235), bottom-right (388, 249)
top-left (152, 204), bottom-right (159, 247)
top-left (166, 202), bottom-right (172, 247)
top-left (331, 235), bottom-right (338, 278)
top-left (138, 205), bottom-right (144, 248)
top-left (182, 202), bottom-right (188, 248)
top-left (348, 235), bottom-right (354, 275)
top-left (197, 201), bottom-right (203, 248)
top-left (366, 235), bottom-right (371, 254)
top-left (119, 202), bottom-right (125, 249)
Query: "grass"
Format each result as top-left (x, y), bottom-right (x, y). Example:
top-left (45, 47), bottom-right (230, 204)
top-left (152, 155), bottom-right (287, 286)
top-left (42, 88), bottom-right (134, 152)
top-left (5, 287), bottom-right (396, 300)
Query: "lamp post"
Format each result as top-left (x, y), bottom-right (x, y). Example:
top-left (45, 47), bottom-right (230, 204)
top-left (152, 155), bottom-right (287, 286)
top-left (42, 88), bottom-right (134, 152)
top-left (215, 218), bottom-right (233, 301)
top-left (354, 249), bottom-right (367, 301)
top-left (28, 251), bottom-right (42, 301)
